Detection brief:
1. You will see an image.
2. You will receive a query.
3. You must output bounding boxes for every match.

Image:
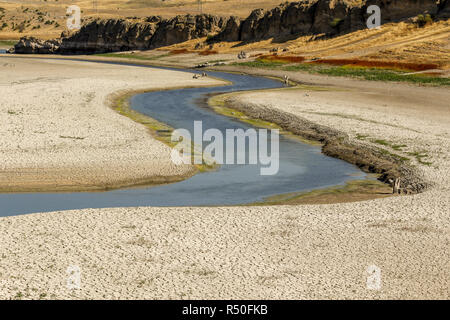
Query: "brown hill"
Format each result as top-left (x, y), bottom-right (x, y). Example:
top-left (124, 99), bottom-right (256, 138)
top-left (11, 0), bottom-right (450, 55)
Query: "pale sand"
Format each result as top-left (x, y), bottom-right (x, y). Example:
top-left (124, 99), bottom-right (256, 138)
top-left (0, 57), bottom-right (448, 299)
top-left (0, 56), bottom-right (224, 191)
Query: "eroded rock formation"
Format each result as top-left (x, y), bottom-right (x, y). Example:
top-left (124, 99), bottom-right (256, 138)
top-left (15, 14), bottom-right (227, 54)
top-left (13, 0), bottom-right (449, 54)
top-left (216, 0), bottom-right (445, 42)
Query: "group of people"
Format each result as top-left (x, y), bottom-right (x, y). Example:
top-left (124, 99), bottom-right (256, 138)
top-left (237, 51), bottom-right (248, 59)
top-left (193, 72), bottom-right (208, 79)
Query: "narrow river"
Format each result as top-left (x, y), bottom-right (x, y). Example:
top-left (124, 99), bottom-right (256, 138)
top-left (0, 60), bottom-right (367, 216)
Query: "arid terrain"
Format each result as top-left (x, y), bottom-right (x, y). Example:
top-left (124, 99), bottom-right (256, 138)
top-left (0, 51), bottom-right (448, 300)
top-left (106, 19), bottom-right (450, 78)
top-left (0, 0), bottom-right (300, 39)
top-left (0, 0), bottom-right (448, 301)
top-left (2, 0), bottom-right (449, 76)
top-left (0, 56), bottom-right (223, 191)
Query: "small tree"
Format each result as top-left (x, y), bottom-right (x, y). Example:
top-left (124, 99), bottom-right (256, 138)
top-left (416, 14), bottom-right (433, 27)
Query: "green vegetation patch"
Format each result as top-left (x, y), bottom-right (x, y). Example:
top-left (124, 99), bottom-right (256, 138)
top-left (234, 59), bottom-right (285, 69)
top-left (250, 179), bottom-right (392, 205)
top-left (96, 52), bottom-right (170, 61)
top-left (329, 18), bottom-right (343, 28)
top-left (0, 40), bottom-right (17, 47)
top-left (112, 90), bottom-right (217, 172)
top-left (407, 150), bottom-right (432, 166)
top-left (233, 60), bottom-right (450, 87)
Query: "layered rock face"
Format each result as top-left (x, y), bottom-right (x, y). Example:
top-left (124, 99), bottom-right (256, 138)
top-left (213, 16), bottom-right (242, 42)
top-left (438, 0), bottom-right (450, 18)
top-left (59, 19), bottom-right (158, 53)
top-left (15, 14), bottom-right (227, 54)
top-left (150, 14), bottom-right (227, 48)
top-left (59, 14), bottom-right (227, 53)
top-left (13, 0), bottom-right (449, 54)
top-left (216, 0), bottom-right (446, 42)
top-left (14, 37), bottom-right (61, 54)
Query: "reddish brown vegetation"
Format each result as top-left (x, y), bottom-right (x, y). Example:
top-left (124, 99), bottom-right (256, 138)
top-left (198, 50), bottom-right (218, 56)
top-left (260, 54), bottom-right (306, 63)
top-left (170, 49), bottom-right (191, 55)
top-left (310, 59), bottom-right (439, 71)
top-left (170, 48), bottom-right (218, 56)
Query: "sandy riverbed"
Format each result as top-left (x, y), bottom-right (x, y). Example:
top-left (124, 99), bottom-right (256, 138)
top-left (0, 57), bottom-right (448, 299)
top-left (0, 56), bottom-right (224, 191)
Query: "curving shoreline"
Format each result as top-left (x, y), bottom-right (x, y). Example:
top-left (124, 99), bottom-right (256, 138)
top-left (109, 64), bottom-right (394, 206)
top-left (205, 64), bottom-right (450, 196)
top-left (0, 56), bottom-right (223, 192)
top-left (214, 91), bottom-right (428, 195)
top-left (0, 54), bottom-right (426, 197)
top-left (0, 55), bottom-right (448, 299)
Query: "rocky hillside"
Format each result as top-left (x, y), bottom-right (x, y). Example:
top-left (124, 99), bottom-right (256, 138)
top-left (59, 15), bottom-right (228, 54)
top-left (215, 0), bottom-right (450, 41)
top-left (13, 14), bottom-right (228, 54)
top-left (12, 0), bottom-right (450, 54)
